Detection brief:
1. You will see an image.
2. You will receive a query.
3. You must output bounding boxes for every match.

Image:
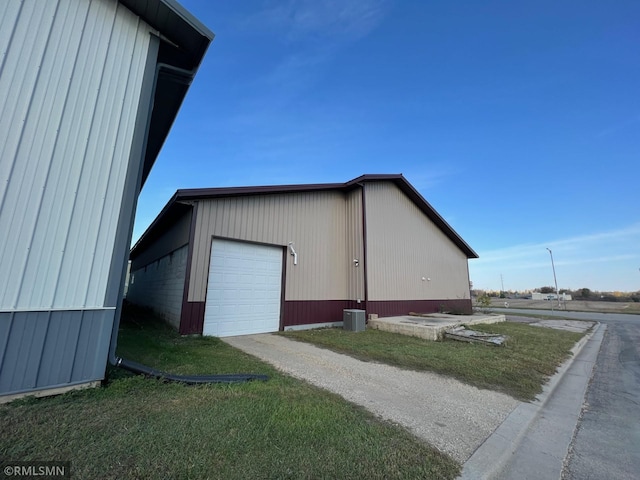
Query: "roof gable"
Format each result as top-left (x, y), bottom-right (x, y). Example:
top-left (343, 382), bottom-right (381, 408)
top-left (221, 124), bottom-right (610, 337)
top-left (132, 174), bottom-right (478, 259)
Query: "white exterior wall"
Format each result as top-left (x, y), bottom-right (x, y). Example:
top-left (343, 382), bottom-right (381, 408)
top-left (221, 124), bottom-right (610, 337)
top-left (127, 245), bottom-right (188, 329)
top-left (0, 0), bottom-right (154, 310)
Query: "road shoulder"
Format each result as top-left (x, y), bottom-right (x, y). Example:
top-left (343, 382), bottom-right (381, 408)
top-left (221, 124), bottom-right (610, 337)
top-left (459, 322), bottom-right (605, 479)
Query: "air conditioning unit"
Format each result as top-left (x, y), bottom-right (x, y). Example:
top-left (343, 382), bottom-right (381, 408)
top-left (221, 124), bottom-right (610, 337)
top-left (343, 309), bottom-right (366, 332)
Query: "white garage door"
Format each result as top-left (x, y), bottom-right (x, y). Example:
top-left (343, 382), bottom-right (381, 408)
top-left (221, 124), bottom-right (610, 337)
top-left (203, 239), bottom-right (283, 337)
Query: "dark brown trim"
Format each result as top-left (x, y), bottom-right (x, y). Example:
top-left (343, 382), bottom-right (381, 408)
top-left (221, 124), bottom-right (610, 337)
top-left (367, 299), bottom-right (473, 317)
top-left (180, 301), bottom-right (205, 334)
top-left (360, 183), bottom-right (369, 316)
top-left (132, 174), bottom-right (478, 261)
top-left (182, 299), bottom-right (471, 335)
top-left (179, 203), bottom-right (200, 335)
top-left (175, 299), bottom-right (471, 335)
top-left (176, 182), bottom-right (348, 200)
top-left (283, 300), bottom-right (360, 327)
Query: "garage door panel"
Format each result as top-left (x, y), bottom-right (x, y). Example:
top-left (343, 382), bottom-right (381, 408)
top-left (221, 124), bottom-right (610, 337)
top-left (203, 239), bottom-right (283, 337)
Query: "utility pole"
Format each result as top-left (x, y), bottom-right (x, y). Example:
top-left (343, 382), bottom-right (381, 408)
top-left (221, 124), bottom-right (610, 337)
top-left (546, 248), bottom-right (561, 309)
top-left (500, 274), bottom-right (504, 293)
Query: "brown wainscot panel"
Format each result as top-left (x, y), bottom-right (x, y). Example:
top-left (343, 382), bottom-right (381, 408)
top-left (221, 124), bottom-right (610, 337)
top-left (283, 300), bottom-right (362, 328)
top-left (367, 299), bottom-right (473, 317)
top-left (179, 301), bottom-right (206, 335)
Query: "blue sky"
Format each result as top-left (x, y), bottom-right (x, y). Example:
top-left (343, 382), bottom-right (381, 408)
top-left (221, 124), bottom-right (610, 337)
top-left (134, 0), bottom-right (640, 293)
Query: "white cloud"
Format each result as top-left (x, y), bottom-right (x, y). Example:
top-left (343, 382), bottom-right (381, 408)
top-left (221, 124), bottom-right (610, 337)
top-left (469, 223), bottom-right (640, 292)
top-left (404, 166), bottom-right (460, 191)
top-left (595, 113), bottom-right (640, 138)
top-left (246, 0), bottom-right (388, 42)
top-left (230, 0), bottom-right (390, 134)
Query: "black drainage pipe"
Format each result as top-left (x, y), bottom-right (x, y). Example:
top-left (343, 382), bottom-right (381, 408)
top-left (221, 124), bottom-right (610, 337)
top-left (106, 62), bottom-right (269, 386)
top-left (115, 357), bottom-right (268, 384)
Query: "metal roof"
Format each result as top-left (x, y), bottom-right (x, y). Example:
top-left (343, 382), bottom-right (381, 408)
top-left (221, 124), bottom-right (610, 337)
top-left (120, 0), bottom-right (214, 66)
top-left (131, 174), bottom-right (479, 259)
top-left (118, 0), bottom-right (214, 186)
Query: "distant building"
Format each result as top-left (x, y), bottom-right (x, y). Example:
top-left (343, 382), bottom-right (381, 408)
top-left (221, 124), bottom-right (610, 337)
top-left (532, 293), bottom-right (572, 301)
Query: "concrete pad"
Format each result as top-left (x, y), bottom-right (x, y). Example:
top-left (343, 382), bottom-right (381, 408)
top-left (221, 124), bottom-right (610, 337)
top-left (529, 319), bottom-right (595, 333)
top-left (369, 313), bottom-right (506, 341)
top-left (0, 381), bottom-right (101, 404)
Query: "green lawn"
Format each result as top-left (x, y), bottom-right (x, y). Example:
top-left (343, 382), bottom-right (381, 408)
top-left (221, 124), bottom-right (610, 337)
top-left (283, 322), bottom-right (586, 401)
top-left (0, 307), bottom-right (459, 480)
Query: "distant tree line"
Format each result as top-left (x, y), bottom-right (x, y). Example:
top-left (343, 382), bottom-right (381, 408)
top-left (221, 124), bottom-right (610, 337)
top-left (472, 287), bottom-right (640, 303)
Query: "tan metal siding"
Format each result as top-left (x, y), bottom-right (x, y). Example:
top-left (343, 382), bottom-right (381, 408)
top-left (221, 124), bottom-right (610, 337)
top-left (0, 0), bottom-right (154, 310)
top-left (188, 191), bottom-right (348, 302)
top-left (365, 182), bottom-right (470, 301)
top-left (345, 189), bottom-right (364, 302)
top-left (130, 211), bottom-right (191, 270)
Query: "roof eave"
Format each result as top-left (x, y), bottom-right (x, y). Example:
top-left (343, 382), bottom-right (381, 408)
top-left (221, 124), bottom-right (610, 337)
top-left (118, 0), bottom-right (214, 187)
top-left (132, 174), bottom-right (479, 260)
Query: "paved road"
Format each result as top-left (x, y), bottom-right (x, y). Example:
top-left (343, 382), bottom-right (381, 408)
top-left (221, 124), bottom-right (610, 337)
top-left (496, 308), bottom-right (640, 479)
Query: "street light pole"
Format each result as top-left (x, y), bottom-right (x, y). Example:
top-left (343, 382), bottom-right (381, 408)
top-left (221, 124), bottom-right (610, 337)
top-left (546, 248), bottom-right (561, 308)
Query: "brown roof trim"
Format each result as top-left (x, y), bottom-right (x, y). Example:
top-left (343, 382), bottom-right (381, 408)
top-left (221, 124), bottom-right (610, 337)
top-left (131, 174), bottom-right (478, 259)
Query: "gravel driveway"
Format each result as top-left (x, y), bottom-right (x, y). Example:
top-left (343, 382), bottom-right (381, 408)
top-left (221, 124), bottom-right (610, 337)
top-left (223, 334), bottom-right (519, 463)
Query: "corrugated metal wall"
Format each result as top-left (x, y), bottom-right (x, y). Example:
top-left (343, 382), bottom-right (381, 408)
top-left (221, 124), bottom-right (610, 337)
top-left (365, 182), bottom-right (471, 301)
top-left (0, 0), bottom-right (153, 310)
top-left (127, 245), bottom-right (188, 329)
top-left (0, 0), bottom-right (156, 396)
top-left (345, 189), bottom-right (364, 302)
top-left (0, 310), bottom-right (112, 395)
top-left (189, 192), bottom-right (349, 302)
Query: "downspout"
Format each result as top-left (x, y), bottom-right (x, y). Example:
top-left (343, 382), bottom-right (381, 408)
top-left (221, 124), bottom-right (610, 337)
top-left (114, 358), bottom-right (267, 384)
top-left (107, 56), bottom-right (267, 384)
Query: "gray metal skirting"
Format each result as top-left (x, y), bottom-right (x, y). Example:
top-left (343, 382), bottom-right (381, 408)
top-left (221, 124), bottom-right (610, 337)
top-left (0, 309), bottom-right (115, 397)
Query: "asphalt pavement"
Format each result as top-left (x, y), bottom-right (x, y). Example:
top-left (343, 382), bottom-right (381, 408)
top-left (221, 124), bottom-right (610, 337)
top-left (460, 319), bottom-right (603, 479)
top-left (561, 313), bottom-right (640, 480)
top-left (486, 308), bottom-right (640, 479)
top-left (224, 309), bottom-right (638, 479)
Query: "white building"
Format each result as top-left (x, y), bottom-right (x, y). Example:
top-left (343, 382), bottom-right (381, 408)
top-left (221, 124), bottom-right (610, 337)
top-left (0, 0), bottom-right (213, 400)
top-left (532, 293), bottom-right (572, 301)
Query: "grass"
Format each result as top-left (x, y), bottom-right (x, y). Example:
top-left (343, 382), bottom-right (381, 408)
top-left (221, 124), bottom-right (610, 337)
top-left (283, 322), bottom-right (586, 401)
top-left (0, 306), bottom-right (460, 480)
